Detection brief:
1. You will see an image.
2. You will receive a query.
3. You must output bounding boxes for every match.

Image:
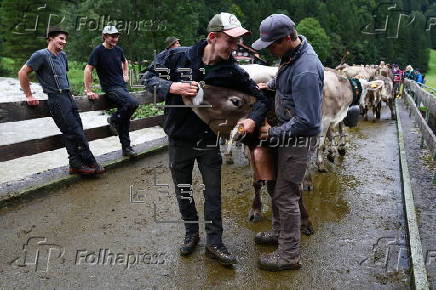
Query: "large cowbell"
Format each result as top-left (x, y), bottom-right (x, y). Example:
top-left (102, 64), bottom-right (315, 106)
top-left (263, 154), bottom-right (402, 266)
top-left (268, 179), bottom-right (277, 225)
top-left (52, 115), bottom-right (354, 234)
top-left (343, 105), bottom-right (360, 127)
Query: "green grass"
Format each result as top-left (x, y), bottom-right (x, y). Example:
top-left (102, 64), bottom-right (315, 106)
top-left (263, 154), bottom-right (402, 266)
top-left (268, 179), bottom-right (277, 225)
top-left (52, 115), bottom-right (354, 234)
top-left (425, 49), bottom-right (436, 89)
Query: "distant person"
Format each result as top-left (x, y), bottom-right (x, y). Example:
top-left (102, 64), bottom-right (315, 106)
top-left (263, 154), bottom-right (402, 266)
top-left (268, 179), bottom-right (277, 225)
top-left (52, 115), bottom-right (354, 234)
top-left (165, 37), bottom-right (181, 49)
top-left (415, 69), bottom-right (424, 84)
top-left (139, 37), bottom-right (182, 86)
top-left (18, 27), bottom-right (105, 175)
top-left (84, 26), bottom-right (139, 157)
top-left (392, 64), bottom-right (403, 97)
top-left (403, 65), bottom-right (415, 80)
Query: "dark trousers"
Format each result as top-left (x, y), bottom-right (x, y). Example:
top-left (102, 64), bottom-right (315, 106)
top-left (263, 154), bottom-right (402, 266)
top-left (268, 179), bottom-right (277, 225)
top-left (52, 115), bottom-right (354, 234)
top-left (271, 138), bottom-right (315, 262)
top-left (168, 139), bottom-right (223, 246)
top-left (47, 92), bottom-right (96, 168)
top-left (105, 87), bottom-right (139, 148)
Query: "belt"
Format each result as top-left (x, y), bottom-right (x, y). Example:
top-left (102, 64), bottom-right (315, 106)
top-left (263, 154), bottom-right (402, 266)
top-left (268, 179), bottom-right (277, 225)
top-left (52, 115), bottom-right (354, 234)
top-left (47, 89), bottom-right (71, 97)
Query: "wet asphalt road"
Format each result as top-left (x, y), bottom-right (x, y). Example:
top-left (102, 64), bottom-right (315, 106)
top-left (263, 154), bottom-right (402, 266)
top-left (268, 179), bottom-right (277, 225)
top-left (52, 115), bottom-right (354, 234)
top-left (0, 109), bottom-right (411, 289)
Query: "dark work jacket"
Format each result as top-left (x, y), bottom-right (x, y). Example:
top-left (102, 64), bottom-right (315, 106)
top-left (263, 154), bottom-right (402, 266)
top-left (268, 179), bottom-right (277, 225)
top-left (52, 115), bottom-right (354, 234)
top-left (143, 39), bottom-right (268, 144)
top-left (268, 35), bottom-right (324, 140)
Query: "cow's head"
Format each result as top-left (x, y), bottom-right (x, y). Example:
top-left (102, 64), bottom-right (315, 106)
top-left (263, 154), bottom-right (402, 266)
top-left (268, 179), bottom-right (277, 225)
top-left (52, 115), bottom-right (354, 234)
top-left (182, 82), bottom-right (256, 139)
top-left (358, 79), bottom-right (385, 106)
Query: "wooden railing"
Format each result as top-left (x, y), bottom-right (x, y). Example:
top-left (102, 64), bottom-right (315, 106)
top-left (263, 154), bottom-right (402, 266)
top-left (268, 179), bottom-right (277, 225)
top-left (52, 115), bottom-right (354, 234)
top-left (0, 91), bottom-right (164, 162)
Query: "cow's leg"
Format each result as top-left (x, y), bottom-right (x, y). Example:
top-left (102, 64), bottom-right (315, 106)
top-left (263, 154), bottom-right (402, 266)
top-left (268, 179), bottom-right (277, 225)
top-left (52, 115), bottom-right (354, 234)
top-left (249, 179), bottom-right (263, 222)
top-left (316, 121), bottom-right (330, 172)
top-left (302, 170), bottom-right (314, 191)
top-left (299, 185), bottom-right (314, 236)
top-left (363, 105), bottom-right (369, 121)
top-left (375, 102), bottom-right (381, 120)
top-left (388, 98), bottom-right (396, 120)
top-left (326, 126), bottom-right (337, 163)
top-left (337, 122), bottom-right (347, 156)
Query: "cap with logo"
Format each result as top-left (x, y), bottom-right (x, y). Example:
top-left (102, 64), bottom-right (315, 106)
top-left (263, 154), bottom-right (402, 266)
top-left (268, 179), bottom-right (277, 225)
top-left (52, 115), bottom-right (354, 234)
top-left (165, 36), bottom-right (180, 48)
top-left (252, 14), bottom-right (295, 50)
top-left (46, 26), bottom-right (69, 38)
top-left (207, 12), bottom-right (250, 38)
top-left (102, 25), bottom-right (119, 35)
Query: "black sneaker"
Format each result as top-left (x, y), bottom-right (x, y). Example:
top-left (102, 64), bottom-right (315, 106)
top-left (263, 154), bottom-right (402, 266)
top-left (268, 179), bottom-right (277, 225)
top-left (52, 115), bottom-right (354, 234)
top-left (180, 234), bottom-right (200, 256)
top-left (205, 244), bottom-right (237, 265)
top-left (107, 117), bottom-right (118, 136)
top-left (122, 146), bottom-right (137, 157)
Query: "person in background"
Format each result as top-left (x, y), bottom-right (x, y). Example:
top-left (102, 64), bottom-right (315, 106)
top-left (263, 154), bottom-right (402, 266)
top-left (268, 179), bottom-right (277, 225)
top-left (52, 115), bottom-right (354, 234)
top-left (84, 26), bottom-right (139, 158)
top-left (18, 27), bottom-right (105, 175)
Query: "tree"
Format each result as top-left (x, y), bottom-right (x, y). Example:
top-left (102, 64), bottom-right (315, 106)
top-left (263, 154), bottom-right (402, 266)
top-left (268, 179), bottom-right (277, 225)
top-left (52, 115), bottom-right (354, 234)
top-left (296, 17), bottom-right (331, 64)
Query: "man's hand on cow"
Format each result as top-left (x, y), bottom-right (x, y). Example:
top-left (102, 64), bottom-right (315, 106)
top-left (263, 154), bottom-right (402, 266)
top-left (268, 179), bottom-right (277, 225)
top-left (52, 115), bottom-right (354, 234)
top-left (26, 95), bottom-right (39, 106)
top-left (257, 82), bottom-right (268, 90)
top-left (259, 123), bottom-right (271, 139)
top-left (238, 118), bottom-right (256, 134)
top-left (170, 81), bottom-right (199, 97)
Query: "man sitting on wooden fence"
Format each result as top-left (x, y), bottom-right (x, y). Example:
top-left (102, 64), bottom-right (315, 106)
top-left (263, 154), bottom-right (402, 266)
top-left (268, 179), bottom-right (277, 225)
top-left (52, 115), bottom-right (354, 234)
top-left (18, 27), bottom-right (105, 176)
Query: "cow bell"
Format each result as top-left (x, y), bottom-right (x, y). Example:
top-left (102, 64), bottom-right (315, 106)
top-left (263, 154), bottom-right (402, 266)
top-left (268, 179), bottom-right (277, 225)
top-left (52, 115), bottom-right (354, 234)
top-left (343, 105), bottom-right (360, 127)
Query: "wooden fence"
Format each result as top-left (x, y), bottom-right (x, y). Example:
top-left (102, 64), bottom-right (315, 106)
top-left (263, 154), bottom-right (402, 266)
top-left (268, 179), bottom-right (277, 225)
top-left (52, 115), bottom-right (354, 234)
top-left (0, 91), bottom-right (164, 162)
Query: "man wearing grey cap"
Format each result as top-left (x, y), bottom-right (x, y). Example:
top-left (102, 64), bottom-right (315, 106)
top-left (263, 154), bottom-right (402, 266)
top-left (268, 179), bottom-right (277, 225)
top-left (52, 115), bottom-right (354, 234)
top-left (144, 12), bottom-right (268, 266)
top-left (84, 26), bottom-right (139, 157)
top-left (252, 14), bottom-right (323, 271)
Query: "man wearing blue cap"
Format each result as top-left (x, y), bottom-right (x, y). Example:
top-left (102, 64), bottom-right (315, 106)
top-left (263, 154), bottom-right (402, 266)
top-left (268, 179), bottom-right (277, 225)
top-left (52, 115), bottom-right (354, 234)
top-left (252, 14), bottom-right (324, 271)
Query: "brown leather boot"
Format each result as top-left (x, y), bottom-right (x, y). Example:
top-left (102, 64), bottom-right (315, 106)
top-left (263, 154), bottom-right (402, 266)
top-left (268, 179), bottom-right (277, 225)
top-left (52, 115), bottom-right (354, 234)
top-left (258, 250), bottom-right (301, 271)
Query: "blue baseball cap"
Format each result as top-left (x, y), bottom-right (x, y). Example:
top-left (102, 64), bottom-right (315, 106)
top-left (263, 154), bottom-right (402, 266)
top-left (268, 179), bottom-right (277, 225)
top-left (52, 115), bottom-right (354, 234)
top-left (252, 14), bottom-right (295, 50)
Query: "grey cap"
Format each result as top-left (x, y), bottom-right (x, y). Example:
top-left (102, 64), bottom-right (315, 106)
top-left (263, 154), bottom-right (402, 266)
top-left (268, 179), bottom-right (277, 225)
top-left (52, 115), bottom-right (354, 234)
top-left (102, 25), bottom-right (119, 35)
top-left (252, 14), bottom-right (295, 50)
top-left (165, 36), bottom-right (180, 48)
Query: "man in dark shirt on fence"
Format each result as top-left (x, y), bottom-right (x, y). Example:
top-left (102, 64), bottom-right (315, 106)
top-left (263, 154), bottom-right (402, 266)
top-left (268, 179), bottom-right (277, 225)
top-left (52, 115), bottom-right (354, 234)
top-left (84, 26), bottom-right (139, 157)
top-left (18, 27), bottom-right (105, 175)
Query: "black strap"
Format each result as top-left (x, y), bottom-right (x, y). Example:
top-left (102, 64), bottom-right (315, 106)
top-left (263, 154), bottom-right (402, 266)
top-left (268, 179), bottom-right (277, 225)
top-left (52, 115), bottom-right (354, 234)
top-left (45, 49), bottom-right (63, 93)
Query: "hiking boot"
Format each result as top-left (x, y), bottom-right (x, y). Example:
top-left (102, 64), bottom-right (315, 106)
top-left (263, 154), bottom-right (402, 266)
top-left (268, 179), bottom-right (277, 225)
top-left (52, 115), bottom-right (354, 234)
top-left (107, 116), bottom-right (118, 136)
top-left (180, 234), bottom-right (200, 256)
top-left (122, 146), bottom-right (137, 157)
top-left (88, 162), bottom-right (106, 174)
top-left (254, 230), bottom-right (278, 245)
top-left (69, 165), bottom-right (96, 175)
top-left (205, 244), bottom-right (237, 265)
top-left (258, 250), bottom-right (301, 272)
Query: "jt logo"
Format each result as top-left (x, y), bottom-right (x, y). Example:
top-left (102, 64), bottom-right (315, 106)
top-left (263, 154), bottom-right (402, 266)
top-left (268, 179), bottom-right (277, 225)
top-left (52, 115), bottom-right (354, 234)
top-left (14, 237), bottom-right (65, 272)
top-left (13, 3), bottom-right (65, 36)
top-left (361, 2), bottom-right (415, 39)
